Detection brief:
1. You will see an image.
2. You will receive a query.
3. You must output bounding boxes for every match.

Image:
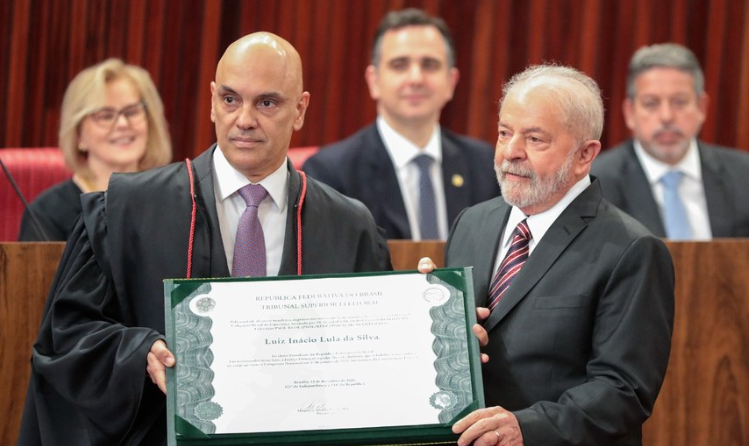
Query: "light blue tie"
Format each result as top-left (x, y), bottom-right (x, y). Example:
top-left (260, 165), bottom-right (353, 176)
top-left (661, 170), bottom-right (692, 240)
top-left (413, 154), bottom-right (439, 240)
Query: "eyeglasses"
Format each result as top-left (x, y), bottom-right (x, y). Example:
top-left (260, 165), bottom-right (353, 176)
top-left (88, 102), bottom-right (147, 128)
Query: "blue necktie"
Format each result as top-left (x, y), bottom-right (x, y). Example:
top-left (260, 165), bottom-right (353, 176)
top-left (413, 154), bottom-right (439, 240)
top-left (661, 170), bottom-right (692, 240)
top-left (232, 184), bottom-right (268, 277)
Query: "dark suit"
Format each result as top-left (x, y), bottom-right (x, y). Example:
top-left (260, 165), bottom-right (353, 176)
top-left (303, 123), bottom-right (500, 239)
top-left (591, 139), bottom-right (749, 237)
top-left (445, 180), bottom-right (674, 446)
top-left (18, 146), bottom-right (391, 446)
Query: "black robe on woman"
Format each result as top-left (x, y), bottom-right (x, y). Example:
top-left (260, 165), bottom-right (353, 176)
top-left (18, 179), bottom-right (82, 241)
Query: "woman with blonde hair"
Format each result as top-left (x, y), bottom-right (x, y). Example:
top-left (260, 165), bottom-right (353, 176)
top-left (19, 58), bottom-right (171, 240)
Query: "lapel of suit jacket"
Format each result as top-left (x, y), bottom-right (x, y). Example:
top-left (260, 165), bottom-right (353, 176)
top-left (278, 160), bottom-right (303, 275)
top-left (698, 142), bottom-right (732, 236)
top-left (191, 145), bottom-right (230, 277)
top-left (483, 181), bottom-right (601, 333)
top-left (441, 132), bottom-right (472, 226)
top-left (366, 125), bottom-right (411, 238)
top-left (471, 201), bottom-right (510, 308)
top-left (620, 141), bottom-right (666, 236)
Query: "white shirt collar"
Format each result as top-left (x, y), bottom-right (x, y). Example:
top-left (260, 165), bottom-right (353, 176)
top-left (376, 116), bottom-right (442, 167)
top-left (503, 175), bottom-right (592, 252)
top-left (212, 146), bottom-right (288, 211)
top-left (633, 138), bottom-right (702, 184)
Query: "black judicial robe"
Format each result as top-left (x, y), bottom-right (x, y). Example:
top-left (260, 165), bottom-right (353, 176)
top-left (18, 146), bottom-right (392, 446)
top-left (18, 179), bottom-right (83, 241)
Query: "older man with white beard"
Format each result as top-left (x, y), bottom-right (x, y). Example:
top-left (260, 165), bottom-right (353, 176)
top-left (419, 64), bottom-right (674, 446)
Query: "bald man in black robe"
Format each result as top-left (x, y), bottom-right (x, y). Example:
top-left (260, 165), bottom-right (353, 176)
top-left (18, 32), bottom-right (391, 446)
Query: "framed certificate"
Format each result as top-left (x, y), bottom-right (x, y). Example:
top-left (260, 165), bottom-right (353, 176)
top-left (164, 268), bottom-right (484, 445)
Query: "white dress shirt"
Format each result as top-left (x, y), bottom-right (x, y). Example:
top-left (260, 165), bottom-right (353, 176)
top-left (633, 139), bottom-right (712, 240)
top-left (213, 147), bottom-right (288, 276)
top-left (494, 175), bottom-right (592, 273)
top-left (377, 116), bottom-right (448, 240)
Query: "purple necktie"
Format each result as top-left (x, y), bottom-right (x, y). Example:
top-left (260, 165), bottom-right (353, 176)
top-left (487, 219), bottom-right (532, 311)
top-left (232, 184), bottom-right (268, 277)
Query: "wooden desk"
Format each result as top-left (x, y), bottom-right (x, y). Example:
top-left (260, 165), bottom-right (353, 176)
top-left (0, 242), bottom-right (65, 446)
top-left (387, 240), bottom-right (445, 270)
top-left (2, 240), bottom-right (748, 445)
top-left (646, 240), bottom-right (749, 446)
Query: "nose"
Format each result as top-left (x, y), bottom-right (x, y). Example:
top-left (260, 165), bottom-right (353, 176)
top-left (407, 63), bottom-right (424, 84)
top-left (497, 134), bottom-right (525, 162)
top-left (236, 104), bottom-right (258, 130)
top-left (112, 112), bottom-right (131, 129)
top-left (658, 102), bottom-right (675, 123)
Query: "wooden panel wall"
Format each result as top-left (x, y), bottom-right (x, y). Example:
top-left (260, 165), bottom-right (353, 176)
top-left (2, 0), bottom-right (749, 163)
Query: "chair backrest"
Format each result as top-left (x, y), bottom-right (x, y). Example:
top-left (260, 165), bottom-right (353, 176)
top-left (0, 148), bottom-right (71, 241)
top-left (288, 146), bottom-right (319, 170)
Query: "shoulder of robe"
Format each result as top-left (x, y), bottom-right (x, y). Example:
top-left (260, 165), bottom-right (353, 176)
top-left (107, 161), bottom-right (187, 202)
top-left (102, 161), bottom-right (193, 239)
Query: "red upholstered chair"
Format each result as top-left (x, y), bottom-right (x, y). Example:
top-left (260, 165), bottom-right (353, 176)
top-left (287, 146), bottom-right (319, 170)
top-left (0, 148), bottom-right (71, 241)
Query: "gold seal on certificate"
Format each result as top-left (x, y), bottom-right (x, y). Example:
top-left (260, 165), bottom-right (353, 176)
top-left (164, 268), bottom-right (484, 446)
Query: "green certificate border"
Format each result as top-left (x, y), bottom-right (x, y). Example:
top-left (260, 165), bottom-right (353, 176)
top-left (164, 267), bottom-right (484, 446)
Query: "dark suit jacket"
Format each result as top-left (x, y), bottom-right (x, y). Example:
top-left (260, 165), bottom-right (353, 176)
top-left (18, 146), bottom-right (391, 446)
top-left (445, 180), bottom-right (674, 446)
top-left (302, 123), bottom-right (500, 239)
top-left (591, 139), bottom-right (749, 237)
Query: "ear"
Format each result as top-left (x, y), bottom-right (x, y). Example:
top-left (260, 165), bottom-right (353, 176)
top-left (210, 82), bottom-right (217, 123)
top-left (365, 65), bottom-right (380, 101)
top-left (697, 92), bottom-right (709, 125)
top-left (293, 92), bottom-right (311, 131)
top-left (622, 98), bottom-right (635, 132)
top-left (575, 139), bottom-right (602, 176)
top-left (76, 123), bottom-right (89, 152)
top-left (445, 67), bottom-right (460, 101)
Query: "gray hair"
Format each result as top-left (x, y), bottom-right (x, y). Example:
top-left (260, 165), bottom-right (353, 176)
top-left (370, 8), bottom-right (456, 68)
top-left (626, 43), bottom-right (704, 99)
top-left (500, 64), bottom-right (604, 143)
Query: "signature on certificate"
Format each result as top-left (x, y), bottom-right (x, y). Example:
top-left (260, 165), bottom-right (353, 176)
top-left (297, 399), bottom-right (350, 415)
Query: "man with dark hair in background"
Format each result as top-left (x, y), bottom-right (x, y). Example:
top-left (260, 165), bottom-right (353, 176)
top-left (592, 43), bottom-right (749, 239)
top-left (304, 8), bottom-right (499, 240)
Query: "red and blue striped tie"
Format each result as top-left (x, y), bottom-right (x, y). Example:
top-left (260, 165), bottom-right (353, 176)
top-left (487, 220), bottom-right (532, 311)
top-left (232, 184), bottom-right (268, 277)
